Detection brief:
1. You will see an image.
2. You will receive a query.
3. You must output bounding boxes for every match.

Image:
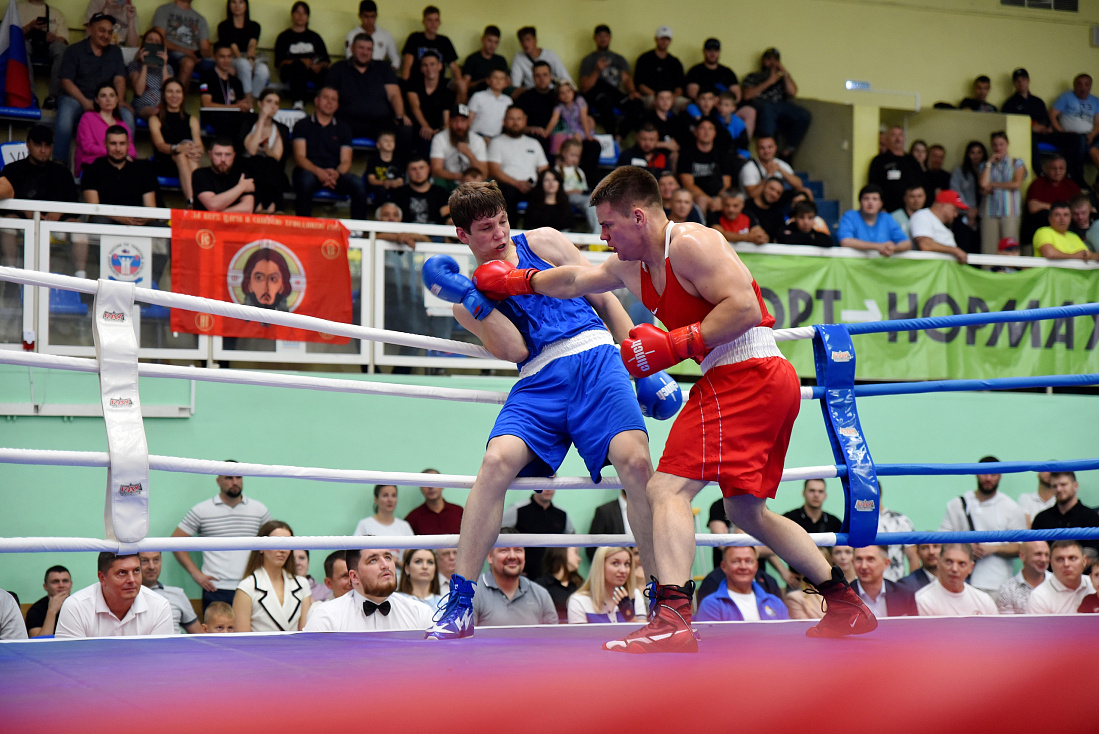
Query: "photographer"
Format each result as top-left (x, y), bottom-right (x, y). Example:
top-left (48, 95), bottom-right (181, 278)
top-left (16, 0), bottom-right (70, 109)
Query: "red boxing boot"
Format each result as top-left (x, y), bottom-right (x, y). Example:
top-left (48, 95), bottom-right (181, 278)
top-left (604, 580), bottom-right (698, 653)
top-left (805, 566), bottom-right (878, 638)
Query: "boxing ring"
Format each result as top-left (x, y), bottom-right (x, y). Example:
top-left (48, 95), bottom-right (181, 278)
top-left (2, 266), bottom-right (1099, 733)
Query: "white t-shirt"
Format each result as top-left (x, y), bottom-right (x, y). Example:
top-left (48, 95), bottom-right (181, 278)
top-left (510, 48), bottom-right (574, 89)
top-left (487, 134), bottom-right (548, 184)
top-left (727, 588), bottom-right (761, 621)
top-left (56, 583), bottom-right (176, 638)
top-left (909, 208), bottom-right (958, 248)
top-left (353, 515), bottom-right (415, 537)
top-left (468, 89), bottom-right (513, 139)
top-left (344, 25), bottom-right (400, 69)
top-left (939, 491), bottom-right (1027, 592)
top-left (739, 158), bottom-right (794, 189)
top-left (429, 129), bottom-right (488, 175)
top-left (566, 589), bottom-right (645, 624)
top-left (1026, 575), bottom-right (1095, 614)
top-left (304, 589), bottom-right (432, 632)
top-left (915, 579), bottom-right (998, 617)
top-left (1016, 491), bottom-right (1056, 524)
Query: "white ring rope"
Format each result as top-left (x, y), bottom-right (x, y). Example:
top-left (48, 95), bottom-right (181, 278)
top-left (0, 350), bottom-right (817, 404)
top-left (0, 449), bottom-right (840, 489)
top-left (0, 351), bottom-right (510, 405)
top-left (0, 266), bottom-right (817, 345)
top-left (0, 266), bottom-right (494, 359)
top-left (0, 533), bottom-right (838, 554)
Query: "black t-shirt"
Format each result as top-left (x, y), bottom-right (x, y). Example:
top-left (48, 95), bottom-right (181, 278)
top-left (363, 150), bottom-right (406, 186)
top-left (391, 183), bottom-right (449, 224)
top-left (274, 28), bottom-right (327, 64)
top-left (746, 190), bottom-right (793, 242)
top-left (685, 63), bottom-right (738, 94)
top-left (1032, 502), bottom-right (1099, 555)
top-left (633, 49), bottom-right (685, 93)
top-left (216, 19), bottom-right (261, 53)
top-left (616, 145), bottom-right (670, 175)
top-left (868, 151), bottom-right (924, 212)
top-left (922, 168), bottom-right (952, 204)
top-left (0, 158), bottom-right (78, 202)
top-left (198, 69), bottom-right (245, 105)
top-left (461, 51), bottom-right (508, 93)
top-left (407, 77), bottom-right (455, 130)
top-left (1002, 92), bottom-right (1051, 127)
top-left (643, 110), bottom-right (688, 149)
top-left (24, 595), bottom-right (49, 633)
top-left (516, 88), bottom-right (557, 129)
top-left (958, 98), bottom-right (997, 113)
top-left (513, 497), bottom-right (569, 580)
top-left (677, 144), bottom-right (736, 196)
top-left (80, 157), bottom-right (158, 206)
top-left (401, 32), bottom-right (458, 82)
top-left (292, 115), bottom-right (351, 170)
top-left (782, 507), bottom-right (843, 533)
top-left (326, 59), bottom-right (397, 122)
top-left (192, 165), bottom-right (249, 211)
top-left (779, 227), bottom-right (834, 247)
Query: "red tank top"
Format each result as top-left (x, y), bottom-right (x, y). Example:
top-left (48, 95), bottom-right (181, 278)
top-left (640, 223), bottom-right (775, 333)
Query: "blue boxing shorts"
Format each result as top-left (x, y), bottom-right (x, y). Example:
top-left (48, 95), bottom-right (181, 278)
top-left (489, 341), bottom-right (647, 482)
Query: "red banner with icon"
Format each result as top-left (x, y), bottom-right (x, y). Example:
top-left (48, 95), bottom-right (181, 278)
top-left (169, 210), bottom-right (352, 343)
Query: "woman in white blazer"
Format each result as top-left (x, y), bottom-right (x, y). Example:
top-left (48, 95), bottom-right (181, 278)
top-left (234, 520), bottom-right (312, 632)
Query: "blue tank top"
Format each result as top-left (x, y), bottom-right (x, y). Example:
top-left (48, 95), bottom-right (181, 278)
top-left (494, 233), bottom-right (607, 369)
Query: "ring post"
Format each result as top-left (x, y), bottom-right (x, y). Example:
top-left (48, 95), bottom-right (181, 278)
top-left (812, 324), bottom-right (878, 546)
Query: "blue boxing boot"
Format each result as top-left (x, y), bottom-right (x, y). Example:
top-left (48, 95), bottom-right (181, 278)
top-left (425, 574), bottom-right (476, 640)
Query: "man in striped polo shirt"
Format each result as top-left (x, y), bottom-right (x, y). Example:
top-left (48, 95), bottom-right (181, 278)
top-left (171, 461), bottom-right (271, 611)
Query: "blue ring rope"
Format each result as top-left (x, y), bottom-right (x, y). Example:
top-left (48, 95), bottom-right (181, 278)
top-left (843, 301), bottom-right (1099, 336)
top-left (808, 372), bottom-right (1099, 400)
top-left (835, 528), bottom-right (1099, 546)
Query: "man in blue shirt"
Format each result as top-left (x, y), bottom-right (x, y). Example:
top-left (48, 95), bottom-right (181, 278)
top-left (1050, 73), bottom-right (1099, 186)
top-left (696, 546), bottom-right (789, 622)
top-left (837, 184), bottom-right (911, 257)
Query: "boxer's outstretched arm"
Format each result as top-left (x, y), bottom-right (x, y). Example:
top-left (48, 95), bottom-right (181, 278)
top-left (672, 229), bottom-right (762, 347)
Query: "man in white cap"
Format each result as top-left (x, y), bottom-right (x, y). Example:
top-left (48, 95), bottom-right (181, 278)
top-left (632, 26), bottom-right (685, 108)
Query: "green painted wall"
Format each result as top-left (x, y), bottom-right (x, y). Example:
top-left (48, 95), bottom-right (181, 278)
top-left (2, 366), bottom-right (1097, 603)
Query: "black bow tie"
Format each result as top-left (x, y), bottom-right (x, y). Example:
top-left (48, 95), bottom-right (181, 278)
top-left (363, 599), bottom-right (391, 617)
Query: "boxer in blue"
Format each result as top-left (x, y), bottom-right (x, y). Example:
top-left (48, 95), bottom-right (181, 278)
top-left (423, 181), bottom-right (680, 640)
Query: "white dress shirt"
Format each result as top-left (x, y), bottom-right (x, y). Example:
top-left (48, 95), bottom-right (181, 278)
top-left (304, 589), bottom-right (432, 632)
top-left (56, 583), bottom-right (176, 638)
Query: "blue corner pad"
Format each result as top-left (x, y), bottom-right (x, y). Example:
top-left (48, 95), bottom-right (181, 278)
top-left (812, 324), bottom-right (879, 547)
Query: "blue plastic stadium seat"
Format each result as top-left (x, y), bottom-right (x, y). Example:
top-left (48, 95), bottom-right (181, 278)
top-left (49, 285), bottom-right (88, 316)
top-left (806, 181), bottom-right (825, 199)
top-left (0, 105), bottom-right (42, 121)
top-left (135, 117), bottom-right (149, 130)
top-left (1037, 142), bottom-right (1058, 154)
top-left (516, 200), bottom-right (528, 213)
top-left (140, 282), bottom-right (171, 320)
top-left (313, 189), bottom-right (349, 202)
top-left (157, 176), bottom-right (181, 189)
top-left (351, 138), bottom-right (377, 150)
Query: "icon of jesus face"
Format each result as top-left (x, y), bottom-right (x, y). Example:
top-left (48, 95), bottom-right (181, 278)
top-left (247, 258), bottom-right (284, 306)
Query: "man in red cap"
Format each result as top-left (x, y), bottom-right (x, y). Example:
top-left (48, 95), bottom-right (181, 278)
top-left (910, 190), bottom-right (969, 264)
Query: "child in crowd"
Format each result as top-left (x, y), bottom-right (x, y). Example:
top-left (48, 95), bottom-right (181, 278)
top-left (993, 236), bottom-right (1021, 273)
top-left (685, 88), bottom-right (738, 155)
top-left (364, 130), bottom-right (406, 204)
top-left (780, 200), bottom-right (834, 247)
top-left (555, 139), bottom-right (598, 233)
top-left (460, 166), bottom-right (485, 184)
top-left (203, 602), bottom-right (236, 633)
top-left (547, 79), bottom-right (594, 155)
top-left (716, 92), bottom-right (751, 159)
top-left (468, 69), bottom-right (512, 140)
top-left (713, 190), bottom-right (767, 243)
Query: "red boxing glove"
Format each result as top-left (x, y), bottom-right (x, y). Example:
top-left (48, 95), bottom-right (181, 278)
top-left (620, 323), bottom-right (706, 377)
top-left (473, 260), bottom-right (538, 300)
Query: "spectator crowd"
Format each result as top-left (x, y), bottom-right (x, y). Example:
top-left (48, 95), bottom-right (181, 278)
top-left (3, 461), bottom-right (1095, 640)
top-left (2, 1), bottom-right (1097, 286)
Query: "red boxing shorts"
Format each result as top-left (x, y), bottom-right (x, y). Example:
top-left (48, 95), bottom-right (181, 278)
top-left (657, 356), bottom-right (800, 498)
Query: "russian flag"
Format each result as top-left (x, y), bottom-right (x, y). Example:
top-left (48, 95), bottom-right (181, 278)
top-left (0, 1), bottom-right (34, 108)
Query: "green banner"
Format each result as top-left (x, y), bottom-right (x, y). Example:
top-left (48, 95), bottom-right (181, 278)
top-left (671, 255), bottom-right (1099, 381)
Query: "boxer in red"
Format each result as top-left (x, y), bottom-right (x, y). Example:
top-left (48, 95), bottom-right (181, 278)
top-left (474, 166), bottom-right (877, 652)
